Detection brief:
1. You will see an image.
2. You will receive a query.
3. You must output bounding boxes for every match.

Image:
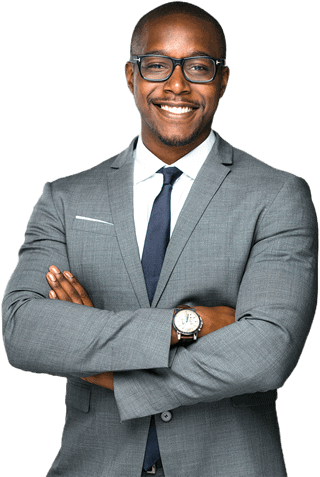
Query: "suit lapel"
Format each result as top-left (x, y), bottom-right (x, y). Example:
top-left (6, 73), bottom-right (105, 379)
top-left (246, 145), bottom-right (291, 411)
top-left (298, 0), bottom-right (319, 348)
top-left (152, 133), bottom-right (233, 306)
top-left (106, 139), bottom-right (150, 308)
top-left (105, 133), bottom-right (233, 309)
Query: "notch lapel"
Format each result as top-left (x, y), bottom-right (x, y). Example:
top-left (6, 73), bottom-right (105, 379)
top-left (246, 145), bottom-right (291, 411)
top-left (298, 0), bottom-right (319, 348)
top-left (106, 140), bottom-right (150, 308)
top-left (152, 133), bottom-right (233, 306)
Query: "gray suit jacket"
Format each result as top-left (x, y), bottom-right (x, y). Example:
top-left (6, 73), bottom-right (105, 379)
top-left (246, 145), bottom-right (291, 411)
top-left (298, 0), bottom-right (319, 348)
top-left (3, 133), bottom-right (318, 476)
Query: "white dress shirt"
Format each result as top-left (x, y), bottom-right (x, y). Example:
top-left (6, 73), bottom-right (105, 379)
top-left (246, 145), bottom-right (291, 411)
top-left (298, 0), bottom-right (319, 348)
top-left (133, 131), bottom-right (216, 258)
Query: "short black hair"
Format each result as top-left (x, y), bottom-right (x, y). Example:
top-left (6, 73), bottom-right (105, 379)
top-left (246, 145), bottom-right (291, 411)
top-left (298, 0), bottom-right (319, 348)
top-left (130, 1), bottom-right (226, 59)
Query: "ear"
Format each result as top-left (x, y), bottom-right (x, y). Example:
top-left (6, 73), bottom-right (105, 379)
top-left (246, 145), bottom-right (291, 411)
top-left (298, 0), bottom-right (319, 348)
top-left (219, 66), bottom-right (230, 99)
top-left (125, 62), bottom-right (134, 94)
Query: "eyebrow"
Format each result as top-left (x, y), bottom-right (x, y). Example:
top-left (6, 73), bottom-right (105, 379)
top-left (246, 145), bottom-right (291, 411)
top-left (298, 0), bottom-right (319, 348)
top-left (143, 49), bottom-right (213, 57)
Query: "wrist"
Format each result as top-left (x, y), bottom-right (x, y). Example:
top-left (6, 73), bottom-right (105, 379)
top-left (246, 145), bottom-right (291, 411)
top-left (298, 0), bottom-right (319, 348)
top-left (171, 325), bottom-right (179, 345)
top-left (193, 306), bottom-right (207, 337)
top-left (171, 305), bottom-right (203, 343)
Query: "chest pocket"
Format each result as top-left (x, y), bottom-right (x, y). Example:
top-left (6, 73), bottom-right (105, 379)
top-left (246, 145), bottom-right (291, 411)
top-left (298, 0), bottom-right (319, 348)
top-left (72, 216), bottom-right (116, 236)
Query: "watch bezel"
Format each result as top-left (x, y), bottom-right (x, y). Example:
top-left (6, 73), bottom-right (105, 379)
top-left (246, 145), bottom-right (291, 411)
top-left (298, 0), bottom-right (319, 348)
top-left (172, 307), bottom-right (203, 335)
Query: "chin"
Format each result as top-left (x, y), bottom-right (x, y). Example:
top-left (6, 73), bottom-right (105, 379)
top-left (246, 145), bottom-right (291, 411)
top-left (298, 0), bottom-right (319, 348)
top-left (155, 127), bottom-right (204, 147)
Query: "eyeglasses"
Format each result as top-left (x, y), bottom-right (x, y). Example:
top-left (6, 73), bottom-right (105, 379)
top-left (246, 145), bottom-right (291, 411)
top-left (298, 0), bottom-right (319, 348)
top-left (130, 54), bottom-right (226, 83)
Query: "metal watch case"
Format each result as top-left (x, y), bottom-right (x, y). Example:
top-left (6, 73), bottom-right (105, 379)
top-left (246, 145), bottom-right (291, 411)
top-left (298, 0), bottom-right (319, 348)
top-left (172, 307), bottom-right (203, 341)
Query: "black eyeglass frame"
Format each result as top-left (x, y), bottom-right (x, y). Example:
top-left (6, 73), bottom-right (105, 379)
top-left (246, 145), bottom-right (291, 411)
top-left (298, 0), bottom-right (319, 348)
top-left (130, 54), bottom-right (226, 83)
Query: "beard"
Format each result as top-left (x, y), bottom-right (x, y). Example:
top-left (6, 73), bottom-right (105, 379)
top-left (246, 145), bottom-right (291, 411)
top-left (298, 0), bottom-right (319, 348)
top-left (147, 120), bottom-right (206, 147)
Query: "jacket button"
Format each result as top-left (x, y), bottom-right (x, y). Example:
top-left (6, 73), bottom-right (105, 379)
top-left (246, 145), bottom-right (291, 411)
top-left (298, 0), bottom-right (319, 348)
top-left (160, 411), bottom-right (172, 422)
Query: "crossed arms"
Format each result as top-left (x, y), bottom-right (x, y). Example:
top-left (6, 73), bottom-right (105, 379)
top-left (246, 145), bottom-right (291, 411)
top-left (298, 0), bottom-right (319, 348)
top-left (2, 174), bottom-right (318, 421)
top-left (45, 265), bottom-right (236, 390)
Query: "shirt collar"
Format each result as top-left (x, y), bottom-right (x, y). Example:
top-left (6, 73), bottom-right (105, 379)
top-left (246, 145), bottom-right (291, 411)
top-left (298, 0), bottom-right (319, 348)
top-left (134, 131), bottom-right (216, 185)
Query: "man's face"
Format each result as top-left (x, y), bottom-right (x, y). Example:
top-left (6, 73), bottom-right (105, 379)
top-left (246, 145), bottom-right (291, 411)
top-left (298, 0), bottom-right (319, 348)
top-left (126, 13), bottom-right (229, 152)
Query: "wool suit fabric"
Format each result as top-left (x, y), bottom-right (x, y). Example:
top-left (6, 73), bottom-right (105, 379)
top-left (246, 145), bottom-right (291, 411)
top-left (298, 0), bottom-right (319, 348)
top-left (3, 132), bottom-right (318, 476)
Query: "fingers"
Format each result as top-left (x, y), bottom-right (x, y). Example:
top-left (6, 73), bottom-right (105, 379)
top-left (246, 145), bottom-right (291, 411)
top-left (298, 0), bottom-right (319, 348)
top-left (61, 270), bottom-right (94, 307)
top-left (81, 372), bottom-right (114, 390)
top-left (46, 267), bottom-right (76, 302)
top-left (46, 266), bottom-right (93, 306)
top-left (49, 290), bottom-right (57, 299)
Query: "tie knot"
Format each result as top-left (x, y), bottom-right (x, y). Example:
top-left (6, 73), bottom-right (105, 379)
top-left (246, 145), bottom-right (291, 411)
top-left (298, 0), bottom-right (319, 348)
top-left (158, 166), bottom-right (183, 186)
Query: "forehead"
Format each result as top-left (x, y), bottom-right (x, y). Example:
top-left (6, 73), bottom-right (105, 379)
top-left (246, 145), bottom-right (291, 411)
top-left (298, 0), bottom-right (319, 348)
top-left (138, 13), bottom-right (220, 58)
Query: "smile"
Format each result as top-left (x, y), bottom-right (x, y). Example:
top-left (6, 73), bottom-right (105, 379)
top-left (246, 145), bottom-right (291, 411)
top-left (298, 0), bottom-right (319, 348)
top-left (160, 105), bottom-right (194, 114)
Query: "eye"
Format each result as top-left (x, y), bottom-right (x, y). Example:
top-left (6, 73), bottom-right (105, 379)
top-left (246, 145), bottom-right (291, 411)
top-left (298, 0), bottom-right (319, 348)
top-left (141, 57), bottom-right (172, 73)
top-left (184, 58), bottom-right (214, 78)
top-left (142, 60), bottom-right (170, 69)
top-left (147, 63), bottom-right (166, 69)
top-left (188, 63), bottom-right (209, 72)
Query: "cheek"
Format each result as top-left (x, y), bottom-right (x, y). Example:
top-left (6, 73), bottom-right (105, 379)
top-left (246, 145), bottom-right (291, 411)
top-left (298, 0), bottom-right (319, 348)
top-left (133, 77), bottom-right (141, 98)
top-left (198, 84), bottom-right (221, 114)
top-left (134, 82), bottom-right (162, 115)
top-left (133, 81), bottom-right (150, 109)
top-left (132, 73), bottom-right (144, 104)
top-left (204, 96), bottom-right (221, 122)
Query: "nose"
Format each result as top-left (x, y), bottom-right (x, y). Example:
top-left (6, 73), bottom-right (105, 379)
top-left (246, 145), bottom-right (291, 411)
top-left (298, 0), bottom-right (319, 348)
top-left (163, 64), bottom-right (191, 95)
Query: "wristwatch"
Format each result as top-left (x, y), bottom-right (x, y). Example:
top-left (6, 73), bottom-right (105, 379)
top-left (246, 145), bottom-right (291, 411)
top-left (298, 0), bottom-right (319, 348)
top-left (172, 305), bottom-right (203, 342)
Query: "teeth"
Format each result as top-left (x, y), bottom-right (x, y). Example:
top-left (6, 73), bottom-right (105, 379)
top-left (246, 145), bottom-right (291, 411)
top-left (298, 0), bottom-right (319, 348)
top-left (160, 105), bottom-right (193, 114)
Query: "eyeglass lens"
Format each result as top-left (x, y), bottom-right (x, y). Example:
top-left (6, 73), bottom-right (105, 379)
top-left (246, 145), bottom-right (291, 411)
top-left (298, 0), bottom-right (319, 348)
top-left (140, 57), bottom-right (216, 82)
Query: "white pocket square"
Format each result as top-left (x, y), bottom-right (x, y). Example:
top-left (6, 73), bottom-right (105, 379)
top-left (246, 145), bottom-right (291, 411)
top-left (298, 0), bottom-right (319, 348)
top-left (75, 215), bottom-right (114, 225)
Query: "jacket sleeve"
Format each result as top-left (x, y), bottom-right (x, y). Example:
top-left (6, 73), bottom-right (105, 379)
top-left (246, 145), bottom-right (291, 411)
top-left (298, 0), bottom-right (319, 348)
top-left (2, 182), bottom-right (173, 377)
top-left (113, 175), bottom-right (318, 421)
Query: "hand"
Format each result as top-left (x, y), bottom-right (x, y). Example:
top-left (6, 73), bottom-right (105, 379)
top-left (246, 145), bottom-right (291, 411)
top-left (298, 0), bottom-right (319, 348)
top-left (46, 265), bottom-right (114, 390)
top-left (81, 372), bottom-right (114, 390)
top-left (195, 306), bottom-right (235, 338)
top-left (46, 265), bottom-right (94, 307)
top-left (171, 305), bottom-right (235, 345)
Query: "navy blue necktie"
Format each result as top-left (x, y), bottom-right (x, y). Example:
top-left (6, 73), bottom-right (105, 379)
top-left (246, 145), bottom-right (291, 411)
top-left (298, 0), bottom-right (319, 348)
top-left (142, 166), bottom-right (183, 304)
top-left (141, 166), bottom-right (182, 472)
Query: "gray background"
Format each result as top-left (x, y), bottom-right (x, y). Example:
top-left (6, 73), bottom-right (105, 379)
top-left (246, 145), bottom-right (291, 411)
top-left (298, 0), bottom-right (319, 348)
top-left (1, 1), bottom-right (319, 475)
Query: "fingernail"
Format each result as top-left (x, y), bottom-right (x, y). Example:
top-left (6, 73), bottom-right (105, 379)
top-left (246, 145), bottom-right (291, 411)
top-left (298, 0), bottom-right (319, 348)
top-left (50, 266), bottom-right (60, 274)
top-left (64, 271), bottom-right (73, 279)
top-left (49, 290), bottom-right (56, 298)
top-left (48, 273), bottom-right (56, 282)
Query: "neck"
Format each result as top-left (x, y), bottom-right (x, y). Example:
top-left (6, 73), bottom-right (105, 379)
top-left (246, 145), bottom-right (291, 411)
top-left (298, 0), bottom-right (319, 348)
top-left (141, 131), bottom-right (211, 164)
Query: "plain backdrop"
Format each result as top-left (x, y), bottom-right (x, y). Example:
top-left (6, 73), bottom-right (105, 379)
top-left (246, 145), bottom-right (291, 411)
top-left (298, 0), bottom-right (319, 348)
top-left (1, 1), bottom-right (319, 476)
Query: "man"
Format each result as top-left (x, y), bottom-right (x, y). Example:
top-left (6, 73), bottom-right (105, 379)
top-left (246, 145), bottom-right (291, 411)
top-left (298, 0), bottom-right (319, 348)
top-left (2, 2), bottom-right (318, 476)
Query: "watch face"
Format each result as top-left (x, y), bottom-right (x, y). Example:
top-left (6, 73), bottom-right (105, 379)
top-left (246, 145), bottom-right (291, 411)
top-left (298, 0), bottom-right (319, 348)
top-left (174, 310), bottom-right (200, 333)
